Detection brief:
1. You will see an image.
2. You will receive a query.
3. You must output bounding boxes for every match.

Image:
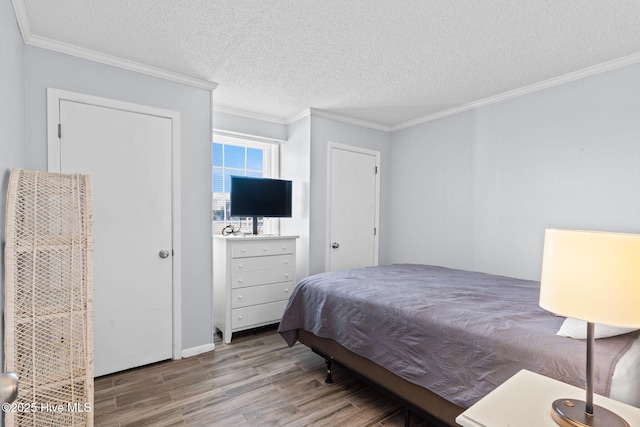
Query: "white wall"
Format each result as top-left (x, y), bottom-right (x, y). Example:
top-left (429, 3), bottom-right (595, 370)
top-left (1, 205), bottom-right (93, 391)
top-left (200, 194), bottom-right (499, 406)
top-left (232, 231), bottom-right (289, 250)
top-left (309, 115), bottom-right (391, 274)
top-left (280, 116), bottom-right (311, 281)
top-left (390, 62), bottom-right (640, 280)
top-left (0, 0), bottom-right (27, 395)
top-left (23, 45), bottom-right (214, 351)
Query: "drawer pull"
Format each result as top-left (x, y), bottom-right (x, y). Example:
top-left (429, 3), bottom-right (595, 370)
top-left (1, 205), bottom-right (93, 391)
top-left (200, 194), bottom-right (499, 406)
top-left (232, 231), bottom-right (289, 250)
top-left (285, 273), bottom-right (289, 278)
top-left (238, 279), bottom-right (243, 283)
top-left (263, 247), bottom-right (268, 251)
top-left (241, 248), bottom-right (246, 253)
top-left (282, 246), bottom-right (287, 251)
top-left (238, 264), bottom-right (243, 269)
top-left (238, 315), bottom-right (243, 320)
top-left (284, 260), bottom-right (289, 265)
top-left (238, 295), bottom-right (243, 300)
top-left (284, 288), bottom-right (289, 293)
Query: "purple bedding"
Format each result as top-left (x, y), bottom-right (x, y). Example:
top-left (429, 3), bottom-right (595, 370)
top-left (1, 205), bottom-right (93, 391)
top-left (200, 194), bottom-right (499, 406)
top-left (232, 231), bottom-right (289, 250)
top-left (278, 264), bottom-right (638, 408)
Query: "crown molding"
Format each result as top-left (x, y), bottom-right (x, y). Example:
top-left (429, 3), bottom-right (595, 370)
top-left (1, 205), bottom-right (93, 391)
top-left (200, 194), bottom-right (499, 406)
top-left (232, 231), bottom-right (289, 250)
top-left (212, 105), bottom-right (287, 124)
top-left (12, 0), bottom-right (217, 91)
top-left (301, 47), bottom-right (640, 132)
top-left (15, 0), bottom-right (639, 133)
top-left (391, 52), bottom-right (640, 132)
top-left (213, 106), bottom-right (390, 133)
top-left (212, 128), bottom-right (285, 145)
top-left (299, 52), bottom-right (640, 132)
top-left (286, 108), bottom-right (311, 124)
top-left (11, 0), bottom-right (32, 40)
top-left (298, 108), bottom-right (391, 132)
top-left (26, 35), bottom-right (218, 91)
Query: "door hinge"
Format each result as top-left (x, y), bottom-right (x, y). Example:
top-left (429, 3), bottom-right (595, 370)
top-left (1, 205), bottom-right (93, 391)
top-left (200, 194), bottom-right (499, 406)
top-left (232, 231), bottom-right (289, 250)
top-left (375, 166), bottom-right (378, 174)
top-left (374, 227), bottom-right (377, 236)
top-left (58, 123), bottom-right (62, 138)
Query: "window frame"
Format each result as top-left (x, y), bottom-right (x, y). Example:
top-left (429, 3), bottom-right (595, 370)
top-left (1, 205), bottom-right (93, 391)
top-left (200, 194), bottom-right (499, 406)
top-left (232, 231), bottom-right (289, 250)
top-left (211, 133), bottom-right (281, 236)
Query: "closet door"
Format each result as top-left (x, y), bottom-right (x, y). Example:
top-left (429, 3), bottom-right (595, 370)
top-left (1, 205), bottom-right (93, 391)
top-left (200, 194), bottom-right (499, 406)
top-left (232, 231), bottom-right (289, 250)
top-left (327, 143), bottom-right (380, 272)
top-left (50, 90), bottom-right (178, 376)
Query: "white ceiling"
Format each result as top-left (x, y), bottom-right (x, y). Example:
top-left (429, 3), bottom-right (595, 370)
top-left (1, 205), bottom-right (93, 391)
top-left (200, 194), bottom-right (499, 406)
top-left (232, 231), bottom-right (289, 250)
top-left (15, 0), bottom-right (640, 128)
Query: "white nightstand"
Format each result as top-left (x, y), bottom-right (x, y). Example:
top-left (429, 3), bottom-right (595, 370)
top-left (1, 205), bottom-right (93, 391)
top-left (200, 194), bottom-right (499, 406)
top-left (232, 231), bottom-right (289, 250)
top-left (456, 370), bottom-right (640, 427)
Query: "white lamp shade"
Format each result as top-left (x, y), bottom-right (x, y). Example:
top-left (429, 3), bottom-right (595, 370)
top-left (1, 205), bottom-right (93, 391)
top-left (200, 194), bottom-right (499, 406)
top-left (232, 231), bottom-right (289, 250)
top-left (539, 229), bottom-right (640, 328)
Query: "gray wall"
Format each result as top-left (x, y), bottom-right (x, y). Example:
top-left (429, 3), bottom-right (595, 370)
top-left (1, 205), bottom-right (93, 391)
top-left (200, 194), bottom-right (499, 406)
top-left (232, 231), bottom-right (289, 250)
top-left (212, 110), bottom-right (287, 142)
top-left (389, 112), bottom-right (475, 271)
top-left (390, 62), bottom-right (640, 280)
top-left (1, 0), bottom-right (27, 392)
top-left (22, 46), bottom-right (214, 351)
top-left (309, 115), bottom-right (391, 274)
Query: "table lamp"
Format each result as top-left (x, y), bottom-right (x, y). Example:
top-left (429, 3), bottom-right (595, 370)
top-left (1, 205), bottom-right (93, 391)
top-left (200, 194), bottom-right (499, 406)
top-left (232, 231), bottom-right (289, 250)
top-left (539, 229), bottom-right (640, 427)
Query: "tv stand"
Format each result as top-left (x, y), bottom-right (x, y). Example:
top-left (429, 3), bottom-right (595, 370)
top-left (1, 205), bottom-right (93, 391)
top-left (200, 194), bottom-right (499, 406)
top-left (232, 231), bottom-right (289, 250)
top-left (251, 216), bottom-right (259, 235)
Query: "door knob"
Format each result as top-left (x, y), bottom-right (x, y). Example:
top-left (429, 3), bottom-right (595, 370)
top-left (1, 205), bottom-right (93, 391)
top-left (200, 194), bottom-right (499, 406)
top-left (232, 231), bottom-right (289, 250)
top-left (331, 242), bottom-right (340, 249)
top-left (0, 372), bottom-right (19, 404)
top-left (159, 249), bottom-right (170, 259)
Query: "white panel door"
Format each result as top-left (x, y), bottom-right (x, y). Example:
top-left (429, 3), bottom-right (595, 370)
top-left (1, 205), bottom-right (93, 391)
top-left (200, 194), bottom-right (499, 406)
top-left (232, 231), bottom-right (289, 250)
top-left (57, 99), bottom-right (173, 376)
top-left (328, 144), bottom-right (379, 271)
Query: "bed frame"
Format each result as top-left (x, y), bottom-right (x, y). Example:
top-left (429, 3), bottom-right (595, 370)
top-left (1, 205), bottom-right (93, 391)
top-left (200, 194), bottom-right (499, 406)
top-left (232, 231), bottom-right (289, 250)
top-left (297, 329), bottom-right (463, 427)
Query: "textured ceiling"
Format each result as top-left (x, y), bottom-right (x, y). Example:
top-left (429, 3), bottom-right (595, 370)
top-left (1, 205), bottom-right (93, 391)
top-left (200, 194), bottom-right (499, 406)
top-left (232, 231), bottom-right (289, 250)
top-left (18, 0), bottom-right (640, 127)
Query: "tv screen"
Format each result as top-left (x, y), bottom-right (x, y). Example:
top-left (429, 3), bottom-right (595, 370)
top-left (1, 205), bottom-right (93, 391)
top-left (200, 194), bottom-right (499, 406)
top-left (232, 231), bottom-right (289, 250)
top-left (230, 176), bottom-right (292, 218)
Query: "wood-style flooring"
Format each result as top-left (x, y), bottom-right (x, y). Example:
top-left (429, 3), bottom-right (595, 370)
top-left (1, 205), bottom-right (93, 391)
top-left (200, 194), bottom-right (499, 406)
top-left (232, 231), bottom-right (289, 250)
top-left (94, 326), bottom-right (434, 427)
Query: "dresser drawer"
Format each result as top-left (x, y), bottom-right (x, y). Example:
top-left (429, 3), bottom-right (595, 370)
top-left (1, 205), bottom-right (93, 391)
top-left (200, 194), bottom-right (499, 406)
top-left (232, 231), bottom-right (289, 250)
top-left (230, 254), bottom-right (293, 273)
top-left (231, 282), bottom-right (293, 308)
top-left (231, 239), bottom-right (295, 258)
top-left (231, 267), bottom-right (293, 289)
top-left (231, 300), bottom-right (288, 330)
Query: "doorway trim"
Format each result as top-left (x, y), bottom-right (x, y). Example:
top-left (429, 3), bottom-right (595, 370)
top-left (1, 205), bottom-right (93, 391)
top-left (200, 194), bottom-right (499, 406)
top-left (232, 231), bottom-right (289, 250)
top-left (325, 141), bottom-right (380, 271)
top-left (46, 88), bottom-right (182, 361)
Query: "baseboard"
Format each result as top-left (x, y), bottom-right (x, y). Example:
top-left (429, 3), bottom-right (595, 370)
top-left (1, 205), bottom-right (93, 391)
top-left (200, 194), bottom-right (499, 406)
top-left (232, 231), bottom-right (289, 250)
top-left (181, 342), bottom-right (216, 359)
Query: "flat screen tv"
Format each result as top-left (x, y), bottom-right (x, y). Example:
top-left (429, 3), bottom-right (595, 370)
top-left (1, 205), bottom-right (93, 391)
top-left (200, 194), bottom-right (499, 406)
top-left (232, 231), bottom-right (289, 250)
top-left (230, 176), bottom-right (292, 235)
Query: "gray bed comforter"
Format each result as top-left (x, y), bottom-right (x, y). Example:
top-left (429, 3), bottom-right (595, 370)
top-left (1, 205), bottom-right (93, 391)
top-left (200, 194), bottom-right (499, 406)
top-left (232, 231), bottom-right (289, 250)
top-left (278, 264), bottom-right (638, 408)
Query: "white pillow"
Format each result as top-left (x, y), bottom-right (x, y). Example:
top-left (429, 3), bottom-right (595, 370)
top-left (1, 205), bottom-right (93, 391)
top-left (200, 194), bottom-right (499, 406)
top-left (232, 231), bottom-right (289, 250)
top-left (557, 317), bottom-right (638, 339)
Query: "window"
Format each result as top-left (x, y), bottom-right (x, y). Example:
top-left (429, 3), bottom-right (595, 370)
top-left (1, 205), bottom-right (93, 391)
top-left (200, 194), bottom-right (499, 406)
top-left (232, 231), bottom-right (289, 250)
top-left (212, 135), bottom-right (280, 235)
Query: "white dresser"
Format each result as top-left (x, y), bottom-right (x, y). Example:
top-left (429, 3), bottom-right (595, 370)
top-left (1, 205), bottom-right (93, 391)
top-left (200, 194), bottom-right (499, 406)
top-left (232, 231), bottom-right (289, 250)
top-left (213, 235), bottom-right (298, 343)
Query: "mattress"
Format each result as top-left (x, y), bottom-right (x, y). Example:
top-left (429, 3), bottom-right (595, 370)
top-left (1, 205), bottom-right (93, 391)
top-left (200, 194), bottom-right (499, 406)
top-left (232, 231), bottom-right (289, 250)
top-left (279, 264), bottom-right (640, 408)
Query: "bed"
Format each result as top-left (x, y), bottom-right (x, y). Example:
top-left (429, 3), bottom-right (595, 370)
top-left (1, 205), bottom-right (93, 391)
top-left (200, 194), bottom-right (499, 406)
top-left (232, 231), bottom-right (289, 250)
top-left (277, 264), bottom-right (640, 426)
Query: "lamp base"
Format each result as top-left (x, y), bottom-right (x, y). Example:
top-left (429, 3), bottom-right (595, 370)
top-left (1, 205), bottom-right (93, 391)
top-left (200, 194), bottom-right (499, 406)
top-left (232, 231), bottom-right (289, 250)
top-left (550, 399), bottom-right (630, 427)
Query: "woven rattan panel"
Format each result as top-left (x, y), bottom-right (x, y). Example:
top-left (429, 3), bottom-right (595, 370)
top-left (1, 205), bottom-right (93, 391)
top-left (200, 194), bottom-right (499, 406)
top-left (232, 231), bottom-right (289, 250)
top-left (4, 169), bottom-right (94, 427)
